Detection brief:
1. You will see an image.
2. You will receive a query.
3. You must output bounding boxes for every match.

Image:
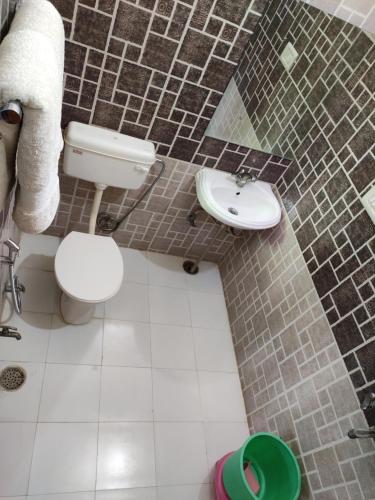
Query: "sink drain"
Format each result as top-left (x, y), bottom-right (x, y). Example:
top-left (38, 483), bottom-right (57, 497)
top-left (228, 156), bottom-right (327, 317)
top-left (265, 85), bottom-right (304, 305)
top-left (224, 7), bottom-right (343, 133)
top-left (0, 366), bottom-right (26, 391)
top-left (228, 207), bottom-right (239, 215)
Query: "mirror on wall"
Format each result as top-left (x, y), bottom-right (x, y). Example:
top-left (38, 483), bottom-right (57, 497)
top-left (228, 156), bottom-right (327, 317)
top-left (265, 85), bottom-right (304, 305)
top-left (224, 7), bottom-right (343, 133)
top-left (204, 0), bottom-right (374, 161)
top-left (205, 76), bottom-right (278, 155)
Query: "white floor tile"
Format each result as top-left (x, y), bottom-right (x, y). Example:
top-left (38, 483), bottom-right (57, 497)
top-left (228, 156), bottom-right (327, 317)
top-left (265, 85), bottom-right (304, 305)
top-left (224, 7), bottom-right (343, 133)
top-left (155, 422), bottom-right (209, 486)
top-left (193, 328), bottom-right (237, 372)
top-left (153, 369), bottom-right (201, 422)
top-left (100, 367), bottom-right (152, 421)
top-left (120, 248), bottom-right (149, 284)
top-left (94, 302), bottom-right (105, 319)
top-left (204, 422), bottom-right (249, 474)
top-left (157, 484), bottom-right (214, 500)
top-left (151, 324), bottom-right (195, 370)
top-left (105, 282), bottom-right (149, 322)
top-left (29, 423), bottom-right (97, 494)
top-left (47, 316), bottom-right (103, 365)
top-left (97, 423), bottom-right (155, 490)
top-left (96, 487), bottom-right (157, 500)
top-left (0, 497), bottom-right (26, 500)
top-left (39, 364), bottom-right (100, 422)
top-left (0, 312), bottom-right (51, 363)
top-left (149, 286), bottom-right (190, 326)
top-left (147, 253), bottom-right (186, 289)
top-left (28, 494), bottom-right (94, 500)
top-left (18, 269), bottom-right (58, 314)
top-left (186, 262), bottom-right (223, 296)
top-left (0, 362), bottom-right (44, 422)
top-left (199, 371), bottom-right (246, 422)
top-left (0, 423), bottom-right (36, 496)
top-left (189, 292), bottom-right (229, 330)
top-left (0, 248), bottom-right (243, 500)
top-left (17, 233), bottom-right (60, 272)
top-left (103, 320), bottom-right (151, 367)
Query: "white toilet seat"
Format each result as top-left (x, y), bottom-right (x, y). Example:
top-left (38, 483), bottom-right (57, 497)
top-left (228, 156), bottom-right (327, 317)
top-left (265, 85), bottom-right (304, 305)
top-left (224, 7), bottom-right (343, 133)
top-left (55, 231), bottom-right (124, 303)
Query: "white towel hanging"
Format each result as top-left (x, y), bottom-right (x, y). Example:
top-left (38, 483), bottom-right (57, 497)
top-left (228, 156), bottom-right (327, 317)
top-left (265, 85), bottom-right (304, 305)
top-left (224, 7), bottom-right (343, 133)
top-left (0, 0), bottom-right (65, 234)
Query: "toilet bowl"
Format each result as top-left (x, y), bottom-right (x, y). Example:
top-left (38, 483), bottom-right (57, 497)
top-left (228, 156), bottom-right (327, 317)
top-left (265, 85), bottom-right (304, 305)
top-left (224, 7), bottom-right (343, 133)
top-left (55, 231), bottom-right (123, 324)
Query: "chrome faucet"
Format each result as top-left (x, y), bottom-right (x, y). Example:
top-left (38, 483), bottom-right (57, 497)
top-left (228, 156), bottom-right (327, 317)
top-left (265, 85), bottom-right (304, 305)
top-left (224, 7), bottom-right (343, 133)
top-left (231, 169), bottom-right (258, 188)
top-left (0, 325), bottom-right (21, 341)
top-left (1, 239), bottom-right (20, 265)
top-left (348, 393), bottom-right (375, 439)
top-left (348, 427), bottom-right (375, 439)
top-left (1, 239), bottom-right (25, 315)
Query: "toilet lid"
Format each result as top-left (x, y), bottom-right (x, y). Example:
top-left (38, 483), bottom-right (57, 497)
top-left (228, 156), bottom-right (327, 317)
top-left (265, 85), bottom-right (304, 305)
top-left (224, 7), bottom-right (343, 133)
top-left (55, 231), bottom-right (124, 303)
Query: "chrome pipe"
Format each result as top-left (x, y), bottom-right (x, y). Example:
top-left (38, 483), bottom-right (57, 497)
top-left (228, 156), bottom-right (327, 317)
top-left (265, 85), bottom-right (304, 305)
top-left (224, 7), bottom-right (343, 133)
top-left (5, 265), bottom-right (25, 315)
top-left (348, 427), bottom-right (375, 439)
top-left (0, 100), bottom-right (23, 125)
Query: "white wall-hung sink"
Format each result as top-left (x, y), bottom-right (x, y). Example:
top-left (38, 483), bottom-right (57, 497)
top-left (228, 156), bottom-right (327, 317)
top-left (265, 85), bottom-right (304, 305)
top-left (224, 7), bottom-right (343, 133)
top-left (196, 168), bottom-right (282, 230)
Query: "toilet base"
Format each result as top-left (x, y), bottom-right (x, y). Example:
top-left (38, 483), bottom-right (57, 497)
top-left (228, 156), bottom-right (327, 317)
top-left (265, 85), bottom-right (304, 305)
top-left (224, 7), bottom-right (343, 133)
top-left (59, 292), bottom-right (96, 325)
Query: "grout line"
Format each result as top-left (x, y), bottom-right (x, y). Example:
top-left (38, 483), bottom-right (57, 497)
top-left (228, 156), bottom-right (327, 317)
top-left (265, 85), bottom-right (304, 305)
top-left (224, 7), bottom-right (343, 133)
top-left (25, 313), bottom-right (54, 496)
top-left (9, 360), bottom-right (239, 373)
top-left (150, 330), bottom-right (158, 489)
top-left (93, 318), bottom-right (105, 492)
top-left (0, 418), bottom-right (248, 424)
top-left (88, 0), bottom-right (121, 126)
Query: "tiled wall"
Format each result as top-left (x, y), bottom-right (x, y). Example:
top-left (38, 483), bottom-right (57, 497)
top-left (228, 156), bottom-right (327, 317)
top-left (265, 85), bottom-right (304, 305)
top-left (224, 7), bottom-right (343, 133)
top-left (220, 207), bottom-right (375, 499)
top-left (302, 0), bottom-right (375, 34)
top-left (50, 0), bottom-right (270, 163)
top-left (47, 149), bottom-right (289, 260)
top-left (234, 0), bottom-right (375, 423)
top-left (46, 0), bottom-right (294, 250)
top-left (235, 5), bottom-right (375, 161)
top-left (50, 155), bottom-right (236, 261)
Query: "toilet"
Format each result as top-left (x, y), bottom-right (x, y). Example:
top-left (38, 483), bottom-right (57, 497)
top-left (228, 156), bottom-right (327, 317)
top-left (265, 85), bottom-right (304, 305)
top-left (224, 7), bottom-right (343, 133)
top-left (54, 121), bottom-right (156, 324)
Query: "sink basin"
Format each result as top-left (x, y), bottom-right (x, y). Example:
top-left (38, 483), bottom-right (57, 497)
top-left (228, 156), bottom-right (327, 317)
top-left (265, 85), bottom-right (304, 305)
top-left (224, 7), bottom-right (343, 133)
top-left (195, 168), bottom-right (281, 230)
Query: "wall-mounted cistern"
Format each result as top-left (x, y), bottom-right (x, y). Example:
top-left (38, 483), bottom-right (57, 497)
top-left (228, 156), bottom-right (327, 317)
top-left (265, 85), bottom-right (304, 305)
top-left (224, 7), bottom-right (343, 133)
top-left (348, 393), bottom-right (375, 439)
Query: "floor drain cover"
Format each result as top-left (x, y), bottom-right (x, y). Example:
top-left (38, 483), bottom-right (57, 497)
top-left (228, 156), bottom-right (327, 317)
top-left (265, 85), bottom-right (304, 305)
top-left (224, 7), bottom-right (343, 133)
top-left (0, 366), bottom-right (26, 391)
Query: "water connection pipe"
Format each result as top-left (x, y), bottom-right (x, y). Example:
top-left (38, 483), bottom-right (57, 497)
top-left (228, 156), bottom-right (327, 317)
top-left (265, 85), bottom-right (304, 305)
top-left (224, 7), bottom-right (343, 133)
top-left (89, 183), bottom-right (107, 234)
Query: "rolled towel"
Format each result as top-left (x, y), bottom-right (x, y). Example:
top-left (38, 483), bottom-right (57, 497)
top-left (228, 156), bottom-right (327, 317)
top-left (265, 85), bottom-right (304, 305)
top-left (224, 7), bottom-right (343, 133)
top-left (10, 0), bottom-right (65, 70)
top-left (0, 0), bottom-right (64, 234)
top-left (0, 121), bottom-right (19, 212)
top-left (0, 134), bottom-right (10, 211)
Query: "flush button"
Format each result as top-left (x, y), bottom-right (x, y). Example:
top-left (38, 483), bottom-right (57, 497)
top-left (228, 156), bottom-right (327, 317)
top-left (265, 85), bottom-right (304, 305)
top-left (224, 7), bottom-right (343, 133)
top-left (361, 185), bottom-right (375, 225)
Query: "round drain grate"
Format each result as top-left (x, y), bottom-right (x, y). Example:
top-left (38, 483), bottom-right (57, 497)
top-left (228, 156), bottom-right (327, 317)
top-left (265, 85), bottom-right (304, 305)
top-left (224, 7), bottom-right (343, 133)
top-left (0, 366), bottom-right (26, 391)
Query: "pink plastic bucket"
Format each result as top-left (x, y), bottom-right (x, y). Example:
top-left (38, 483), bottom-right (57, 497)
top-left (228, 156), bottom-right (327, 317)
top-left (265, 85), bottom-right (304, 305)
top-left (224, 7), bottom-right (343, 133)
top-left (214, 452), bottom-right (233, 500)
top-left (215, 452), bottom-right (261, 499)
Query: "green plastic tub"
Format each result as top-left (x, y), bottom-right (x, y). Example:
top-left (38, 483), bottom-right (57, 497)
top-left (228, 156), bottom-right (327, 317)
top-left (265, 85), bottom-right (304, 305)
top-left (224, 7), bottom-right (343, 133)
top-left (223, 433), bottom-right (301, 500)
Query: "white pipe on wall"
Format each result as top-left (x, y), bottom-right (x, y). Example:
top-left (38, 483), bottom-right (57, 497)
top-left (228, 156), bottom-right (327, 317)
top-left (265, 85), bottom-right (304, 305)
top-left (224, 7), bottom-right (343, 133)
top-left (89, 183), bottom-right (107, 235)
